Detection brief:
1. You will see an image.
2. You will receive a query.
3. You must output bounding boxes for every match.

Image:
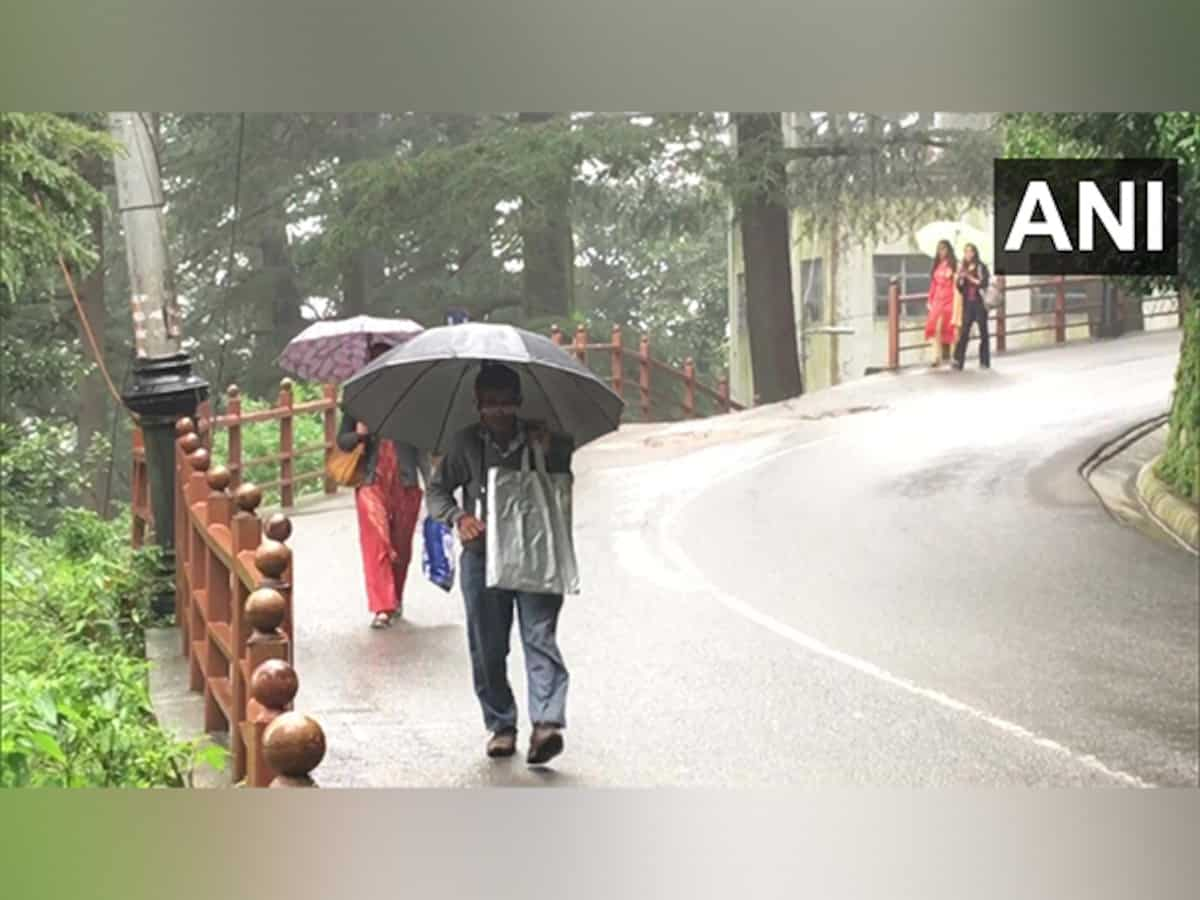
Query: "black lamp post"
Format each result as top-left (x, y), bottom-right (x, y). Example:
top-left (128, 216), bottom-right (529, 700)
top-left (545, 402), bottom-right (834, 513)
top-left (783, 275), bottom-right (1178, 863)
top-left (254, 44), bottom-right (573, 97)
top-left (111, 112), bottom-right (210, 616)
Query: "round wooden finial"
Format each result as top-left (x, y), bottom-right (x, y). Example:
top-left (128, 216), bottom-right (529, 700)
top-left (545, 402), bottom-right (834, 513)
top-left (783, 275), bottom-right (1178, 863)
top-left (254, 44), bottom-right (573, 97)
top-left (246, 587), bottom-right (287, 634)
top-left (206, 464), bottom-right (231, 492)
top-left (255, 539), bottom-right (290, 579)
top-left (189, 448), bottom-right (211, 472)
top-left (280, 377), bottom-right (294, 391)
top-left (226, 384), bottom-right (240, 399)
top-left (176, 417), bottom-right (195, 437)
top-left (251, 658), bottom-right (298, 710)
top-left (264, 513), bottom-right (292, 543)
top-left (179, 432), bottom-right (202, 454)
top-left (263, 712), bottom-right (326, 777)
top-left (235, 482), bottom-right (263, 513)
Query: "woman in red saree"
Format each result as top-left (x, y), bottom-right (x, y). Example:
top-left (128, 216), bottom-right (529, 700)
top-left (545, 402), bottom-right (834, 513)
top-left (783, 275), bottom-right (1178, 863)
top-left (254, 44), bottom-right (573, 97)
top-left (924, 240), bottom-right (959, 367)
top-left (337, 343), bottom-right (431, 629)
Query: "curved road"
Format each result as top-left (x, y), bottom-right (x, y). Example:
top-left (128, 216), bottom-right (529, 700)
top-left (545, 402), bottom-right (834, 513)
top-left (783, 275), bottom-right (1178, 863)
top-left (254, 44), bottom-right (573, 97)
top-left (657, 332), bottom-right (1197, 787)
top-left (294, 330), bottom-right (1197, 786)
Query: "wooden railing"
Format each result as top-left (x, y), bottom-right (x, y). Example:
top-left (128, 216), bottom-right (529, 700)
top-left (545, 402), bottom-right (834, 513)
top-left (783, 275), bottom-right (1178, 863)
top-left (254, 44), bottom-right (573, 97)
top-left (131, 325), bottom-right (737, 543)
top-left (551, 323), bottom-right (743, 420)
top-left (172, 416), bottom-right (325, 788)
top-left (196, 380), bottom-right (341, 509)
top-left (885, 274), bottom-right (1183, 369)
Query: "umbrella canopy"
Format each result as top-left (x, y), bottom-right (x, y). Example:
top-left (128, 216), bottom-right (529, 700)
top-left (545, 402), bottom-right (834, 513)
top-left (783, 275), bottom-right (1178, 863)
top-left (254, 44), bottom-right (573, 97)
top-left (340, 323), bottom-right (624, 453)
top-left (278, 315), bottom-right (425, 383)
top-left (915, 220), bottom-right (994, 265)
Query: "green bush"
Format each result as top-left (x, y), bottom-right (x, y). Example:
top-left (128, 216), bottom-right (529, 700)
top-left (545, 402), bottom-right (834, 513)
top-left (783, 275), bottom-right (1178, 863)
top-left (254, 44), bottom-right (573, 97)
top-left (221, 382), bottom-right (330, 507)
top-left (1, 510), bottom-right (225, 787)
top-left (1156, 296), bottom-right (1199, 503)
top-left (0, 420), bottom-right (110, 535)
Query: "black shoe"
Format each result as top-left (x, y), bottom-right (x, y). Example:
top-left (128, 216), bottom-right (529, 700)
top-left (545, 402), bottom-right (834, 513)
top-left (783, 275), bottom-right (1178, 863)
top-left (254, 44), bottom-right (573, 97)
top-left (526, 724), bottom-right (564, 765)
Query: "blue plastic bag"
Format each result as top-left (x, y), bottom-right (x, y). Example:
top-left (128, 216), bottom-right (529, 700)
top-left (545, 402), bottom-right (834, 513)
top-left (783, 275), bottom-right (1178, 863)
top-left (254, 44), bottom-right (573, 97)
top-left (422, 517), bottom-right (455, 592)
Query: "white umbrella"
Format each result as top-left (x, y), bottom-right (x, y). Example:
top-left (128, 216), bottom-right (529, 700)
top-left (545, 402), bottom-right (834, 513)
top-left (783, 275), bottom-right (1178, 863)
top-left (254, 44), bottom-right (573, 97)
top-left (915, 220), bottom-right (993, 265)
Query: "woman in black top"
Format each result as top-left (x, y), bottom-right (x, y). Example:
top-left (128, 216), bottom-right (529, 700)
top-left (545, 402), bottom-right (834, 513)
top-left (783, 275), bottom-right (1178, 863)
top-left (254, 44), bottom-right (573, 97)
top-left (953, 243), bottom-right (992, 370)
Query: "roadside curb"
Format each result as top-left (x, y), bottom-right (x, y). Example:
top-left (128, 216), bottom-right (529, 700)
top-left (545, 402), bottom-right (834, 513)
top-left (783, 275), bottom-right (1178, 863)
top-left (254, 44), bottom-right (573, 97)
top-left (1135, 456), bottom-right (1200, 555)
top-left (1078, 413), bottom-right (1169, 482)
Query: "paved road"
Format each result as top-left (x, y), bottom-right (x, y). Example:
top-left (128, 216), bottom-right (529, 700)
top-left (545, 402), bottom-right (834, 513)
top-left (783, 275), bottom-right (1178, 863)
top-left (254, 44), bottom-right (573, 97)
top-left (291, 331), bottom-right (1198, 786)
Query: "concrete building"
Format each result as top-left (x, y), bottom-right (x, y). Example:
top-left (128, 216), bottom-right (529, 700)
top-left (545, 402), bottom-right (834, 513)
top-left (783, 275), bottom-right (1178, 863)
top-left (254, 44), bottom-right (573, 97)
top-left (725, 113), bottom-right (1172, 405)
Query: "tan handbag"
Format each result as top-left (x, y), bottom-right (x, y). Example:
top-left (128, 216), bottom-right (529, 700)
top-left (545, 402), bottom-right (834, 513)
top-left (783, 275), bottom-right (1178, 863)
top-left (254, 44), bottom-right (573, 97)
top-left (326, 440), bottom-right (365, 488)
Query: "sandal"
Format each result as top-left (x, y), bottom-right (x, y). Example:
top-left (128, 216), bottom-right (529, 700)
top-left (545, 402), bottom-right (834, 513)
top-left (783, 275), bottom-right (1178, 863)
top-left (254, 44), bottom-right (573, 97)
top-left (370, 612), bottom-right (392, 629)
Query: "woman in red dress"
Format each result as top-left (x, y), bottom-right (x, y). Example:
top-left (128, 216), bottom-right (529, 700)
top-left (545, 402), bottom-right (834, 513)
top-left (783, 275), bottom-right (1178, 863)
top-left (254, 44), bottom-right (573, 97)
top-left (924, 239), bottom-right (958, 367)
top-left (337, 343), bottom-right (431, 629)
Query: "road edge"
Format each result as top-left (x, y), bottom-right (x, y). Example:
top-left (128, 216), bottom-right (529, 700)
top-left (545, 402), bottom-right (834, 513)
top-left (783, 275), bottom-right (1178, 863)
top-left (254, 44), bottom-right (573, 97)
top-left (1135, 456), bottom-right (1200, 555)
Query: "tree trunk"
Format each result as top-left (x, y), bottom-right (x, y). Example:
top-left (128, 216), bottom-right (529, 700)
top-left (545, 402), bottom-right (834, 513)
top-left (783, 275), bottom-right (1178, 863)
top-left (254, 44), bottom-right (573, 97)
top-left (733, 113), bottom-right (804, 403)
top-left (337, 113), bottom-right (382, 316)
top-left (76, 153), bottom-right (110, 515)
top-left (260, 210), bottom-right (306, 390)
top-left (518, 112), bottom-right (575, 320)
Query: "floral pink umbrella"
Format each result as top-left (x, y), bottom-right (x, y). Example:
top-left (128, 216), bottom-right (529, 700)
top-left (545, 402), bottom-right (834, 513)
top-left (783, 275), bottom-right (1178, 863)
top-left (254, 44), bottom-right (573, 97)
top-left (278, 315), bottom-right (424, 384)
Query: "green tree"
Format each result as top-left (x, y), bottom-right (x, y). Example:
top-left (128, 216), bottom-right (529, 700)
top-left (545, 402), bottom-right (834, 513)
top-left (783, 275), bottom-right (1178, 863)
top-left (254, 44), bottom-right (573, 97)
top-left (718, 112), bottom-right (997, 402)
top-left (1003, 113), bottom-right (1199, 501)
top-left (0, 113), bottom-right (120, 521)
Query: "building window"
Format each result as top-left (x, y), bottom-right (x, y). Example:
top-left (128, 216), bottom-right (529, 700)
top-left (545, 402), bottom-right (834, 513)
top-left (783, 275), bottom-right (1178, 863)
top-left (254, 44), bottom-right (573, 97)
top-left (798, 258), bottom-right (824, 325)
top-left (874, 254), bottom-right (933, 317)
top-left (1031, 281), bottom-right (1091, 314)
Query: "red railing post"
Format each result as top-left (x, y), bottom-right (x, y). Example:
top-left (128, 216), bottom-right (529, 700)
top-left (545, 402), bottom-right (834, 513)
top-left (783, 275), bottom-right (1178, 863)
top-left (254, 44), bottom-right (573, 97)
top-left (197, 398), bottom-right (213, 451)
top-left (610, 324), bottom-right (624, 401)
top-left (887, 277), bottom-right (900, 370)
top-left (639, 334), bottom-right (651, 421)
top-left (184, 446), bottom-right (211, 693)
top-left (718, 376), bottom-right (731, 414)
top-left (230, 481), bottom-right (264, 782)
top-left (131, 427), bottom-right (147, 548)
top-left (174, 419), bottom-right (200, 656)
top-left (994, 273), bottom-right (1007, 354)
top-left (278, 378), bottom-right (295, 509)
top-left (226, 385), bottom-right (242, 490)
top-left (322, 384), bottom-right (337, 495)
top-left (573, 324), bottom-right (588, 365)
top-left (1055, 275), bottom-right (1067, 343)
top-left (683, 358), bottom-right (697, 418)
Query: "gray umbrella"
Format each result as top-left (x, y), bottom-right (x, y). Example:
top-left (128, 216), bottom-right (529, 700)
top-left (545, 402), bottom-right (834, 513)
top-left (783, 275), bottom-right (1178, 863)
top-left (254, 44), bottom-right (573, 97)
top-left (340, 323), bottom-right (625, 452)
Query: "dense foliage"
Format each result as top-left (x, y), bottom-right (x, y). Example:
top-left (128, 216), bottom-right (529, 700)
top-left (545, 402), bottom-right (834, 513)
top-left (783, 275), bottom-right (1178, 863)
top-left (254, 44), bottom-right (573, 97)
top-left (1, 511), bottom-right (224, 786)
top-left (1003, 113), bottom-right (1199, 501)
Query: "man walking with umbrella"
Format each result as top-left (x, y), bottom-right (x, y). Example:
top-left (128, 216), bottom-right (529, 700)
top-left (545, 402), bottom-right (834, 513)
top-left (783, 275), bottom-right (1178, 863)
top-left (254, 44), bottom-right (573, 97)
top-left (340, 322), bottom-right (624, 765)
top-left (427, 362), bottom-right (574, 764)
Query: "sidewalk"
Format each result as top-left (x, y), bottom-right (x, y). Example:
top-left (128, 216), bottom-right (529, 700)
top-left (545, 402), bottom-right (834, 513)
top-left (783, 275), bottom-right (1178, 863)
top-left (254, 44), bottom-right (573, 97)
top-left (1084, 419), bottom-right (1199, 554)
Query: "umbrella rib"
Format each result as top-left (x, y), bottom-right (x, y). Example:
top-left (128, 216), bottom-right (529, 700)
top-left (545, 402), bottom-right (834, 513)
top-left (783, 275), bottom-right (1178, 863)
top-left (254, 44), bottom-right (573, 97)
top-left (375, 360), bottom-right (443, 443)
top-left (523, 365), bottom-right (568, 434)
top-left (559, 363), bottom-right (623, 431)
top-left (433, 363), bottom-right (472, 453)
top-left (342, 358), bottom-right (393, 406)
top-left (530, 362), bottom-right (619, 441)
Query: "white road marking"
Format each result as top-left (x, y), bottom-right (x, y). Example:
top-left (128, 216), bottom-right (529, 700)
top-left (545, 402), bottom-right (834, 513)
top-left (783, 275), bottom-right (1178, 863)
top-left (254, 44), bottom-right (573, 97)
top-left (644, 431), bottom-right (1156, 788)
